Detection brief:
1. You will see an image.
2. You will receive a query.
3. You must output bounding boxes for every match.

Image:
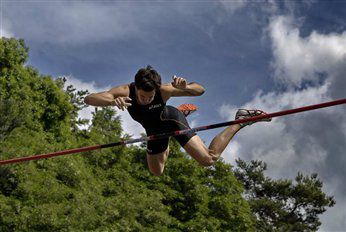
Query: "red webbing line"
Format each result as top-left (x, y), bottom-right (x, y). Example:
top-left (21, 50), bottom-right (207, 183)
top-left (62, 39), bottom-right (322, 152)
top-left (199, 98), bottom-right (346, 131)
top-left (0, 98), bottom-right (345, 166)
top-left (0, 145), bottom-right (102, 165)
top-left (261, 98), bottom-right (346, 119)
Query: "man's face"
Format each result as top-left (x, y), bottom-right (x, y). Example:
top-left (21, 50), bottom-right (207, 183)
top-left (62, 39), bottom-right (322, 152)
top-left (136, 88), bottom-right (155, 105)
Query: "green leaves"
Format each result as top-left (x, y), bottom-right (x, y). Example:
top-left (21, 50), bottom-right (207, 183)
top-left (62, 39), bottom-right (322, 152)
top-left (0, 38), bottom-right (28, 70)
top-left (234, 159), bottom-right (335, 231)
top-left (0, 38), bottom-right (333, 231)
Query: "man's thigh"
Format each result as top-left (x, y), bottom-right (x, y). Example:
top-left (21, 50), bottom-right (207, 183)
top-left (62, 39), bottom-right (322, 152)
top-left (146, 147), bottom-right (169, 175)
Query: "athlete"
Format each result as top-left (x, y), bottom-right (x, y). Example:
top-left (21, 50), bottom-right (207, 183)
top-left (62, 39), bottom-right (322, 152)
top-left (84, 66), bottom-right (271, 176)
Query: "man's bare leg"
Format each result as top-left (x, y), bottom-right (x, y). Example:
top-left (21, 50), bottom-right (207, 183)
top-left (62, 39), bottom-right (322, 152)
top-left (184, 108), bottom-right (271, 166)
top-left (183, 124), bottom-right (241, 166)
top-left (208, 124), bottom-right (242, 159)
top-left (147, 147), bottom-right (170, 176)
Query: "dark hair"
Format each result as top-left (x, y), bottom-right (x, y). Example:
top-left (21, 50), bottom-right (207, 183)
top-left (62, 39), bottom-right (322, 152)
top-left (134, 65), bottom-right (161, 92)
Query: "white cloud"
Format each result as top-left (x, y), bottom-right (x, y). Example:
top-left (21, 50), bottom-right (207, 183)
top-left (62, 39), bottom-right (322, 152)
top-left (1, 27), bottom-right (14, 38)
top-left (189, 116), bottom-right (199, 129)
top-left (220, 15), bottom-right (346, 231)
top-left (223, 140), bottom-right (240, 166)
top-left (4, 1), bottom-right (250, 46)
top-left (218, 0), bottom-right (248, 14)
top-left (220, 83), bottom-right (344, 232)
top-left (62, 75), bottom-right (145, 138)
top-left (269, 16), bottom-right (346, 87)
top-left (4, 3), bottom-right (149, 45)
top-left (220, 84), bottom-right (331, 177)
top-left (320, 178), bottom-right (346, 232)
top-left (1, 12), bottom-right (15, 38)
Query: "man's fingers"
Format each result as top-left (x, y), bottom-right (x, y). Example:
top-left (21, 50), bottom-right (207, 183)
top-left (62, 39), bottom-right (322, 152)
top-left (172, 76), bottom-right (181, 85)
top-left (111, 97), bottom-right (131, 110)
top-left (120, 98), bottom-right (128, 110)
top-left (176, 77), bottom-right (186, 86)
top-left (125, 97), bottom-right (132, 107)
top-left (171, 76), bottom-right (177, 85)
top-left (122, 97), bottom-right (132, 107)
top-left (172, 75), bottom-right (180, 86)
top-left (178, 78), bottom-right (184, 85)
top-left (115, 98), bottom-right (124, 111)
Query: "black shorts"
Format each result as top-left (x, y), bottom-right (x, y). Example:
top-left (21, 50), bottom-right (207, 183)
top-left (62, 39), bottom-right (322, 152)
top-left (145, 105), bottom-right (196, 155)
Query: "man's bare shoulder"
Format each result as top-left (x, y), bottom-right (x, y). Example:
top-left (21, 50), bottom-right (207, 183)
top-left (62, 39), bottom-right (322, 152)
top-left (108, 84), bottom-right (130, 97)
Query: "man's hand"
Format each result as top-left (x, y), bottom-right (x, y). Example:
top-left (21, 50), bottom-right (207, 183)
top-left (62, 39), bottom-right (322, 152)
top-left (172, 75), bottom-right (187, 90)
top-left (111, 97), bottom-right (132, 111)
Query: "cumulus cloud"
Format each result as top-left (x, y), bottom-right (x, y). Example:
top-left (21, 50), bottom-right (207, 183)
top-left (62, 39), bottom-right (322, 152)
top-left (1, 7), bottom-right (15, 38)
top-left (7, 1), bottom-right (224, 44)
top-left (1, 24), bottom-right (14, 38)
top-left (4, 2), bottom-right (151, 44)
top-left (270, 16), bottom-right (346, 89)
top-left (220, 15), bottom-right (346, 231)
top-left (4, 1), bottom-right (249, 46)
top-left (62, 75), bottom-right (144, 138)
top-left (220, 84), bottom-right (333, 175)
top-left (0, 29), bottom-right (12, 38)
top-left (218, 0), bottom-right (248, 14)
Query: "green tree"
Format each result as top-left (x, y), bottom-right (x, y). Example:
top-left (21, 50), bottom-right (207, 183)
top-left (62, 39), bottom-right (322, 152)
top-left (0, 39), bottom-right (73, 143)
top-left (234, 159), bottom-right (335, 232)
top-left (0, 38), bottom-right (334, 231)
top-left (60, 77), bottom-right (90, 133)
top-left (0, 38), bottom-right (28, 71)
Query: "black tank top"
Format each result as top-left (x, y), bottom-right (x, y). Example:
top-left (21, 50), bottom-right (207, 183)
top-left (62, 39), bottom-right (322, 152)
top-left (127, 82), bottom-right (166, 130)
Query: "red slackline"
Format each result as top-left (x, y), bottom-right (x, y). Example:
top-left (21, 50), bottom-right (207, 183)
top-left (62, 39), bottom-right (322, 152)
top-left (0, 98), bottom-right (345, 166)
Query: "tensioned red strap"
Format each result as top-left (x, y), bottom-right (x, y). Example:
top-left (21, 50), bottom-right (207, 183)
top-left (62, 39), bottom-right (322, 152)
top-left (0, 98), bottom-right (345, 165)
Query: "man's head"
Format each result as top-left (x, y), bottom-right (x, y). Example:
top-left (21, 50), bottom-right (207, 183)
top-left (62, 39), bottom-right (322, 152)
top-left (134, 65), bottom-right (161, 105)
top-left (135, 65), bottom-right (161, 91)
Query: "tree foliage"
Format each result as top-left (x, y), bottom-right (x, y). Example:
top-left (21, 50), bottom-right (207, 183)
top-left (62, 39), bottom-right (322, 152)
top-left (0, 38), bottom-right (334, 231)
top-left (234, 159), bottom-right (335, 232)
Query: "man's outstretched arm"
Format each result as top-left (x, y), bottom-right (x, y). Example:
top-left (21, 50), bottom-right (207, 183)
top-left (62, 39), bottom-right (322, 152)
top-left (84, 85), bottom-right (131, 110)
top-left (161, 76), bottom-right (205, 102)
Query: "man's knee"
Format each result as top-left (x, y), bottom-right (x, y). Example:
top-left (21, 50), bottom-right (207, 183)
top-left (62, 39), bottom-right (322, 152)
top-left (197, 156), bottom-right (216, 167)
top-left (198, 150), bottom-right (221, 167)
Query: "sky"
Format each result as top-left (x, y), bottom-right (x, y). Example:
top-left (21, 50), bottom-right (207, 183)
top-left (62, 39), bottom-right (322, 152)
top-left (1, 0), bottom-right (346, 231)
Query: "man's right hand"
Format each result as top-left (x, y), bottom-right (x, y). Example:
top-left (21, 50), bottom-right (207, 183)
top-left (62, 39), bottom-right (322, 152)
top-left (111, 97), bottom-right (132, 111)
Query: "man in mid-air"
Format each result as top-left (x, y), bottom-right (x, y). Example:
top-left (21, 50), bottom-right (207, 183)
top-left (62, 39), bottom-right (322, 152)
top-left (84, 66), bottom-right (271, 176)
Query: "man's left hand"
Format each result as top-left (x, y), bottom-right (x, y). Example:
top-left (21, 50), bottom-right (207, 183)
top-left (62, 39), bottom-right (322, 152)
top-left (172, 75), bottom-right (187, 90)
